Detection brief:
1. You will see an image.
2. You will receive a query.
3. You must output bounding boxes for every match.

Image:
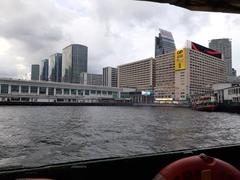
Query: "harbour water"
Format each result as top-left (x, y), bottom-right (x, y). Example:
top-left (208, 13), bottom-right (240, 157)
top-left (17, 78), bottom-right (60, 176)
top-left (0, 106), bottom-right (239, 168)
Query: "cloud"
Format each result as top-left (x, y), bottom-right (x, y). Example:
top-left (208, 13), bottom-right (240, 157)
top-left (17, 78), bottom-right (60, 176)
top-left (0, 0), bottom-right (239, 78)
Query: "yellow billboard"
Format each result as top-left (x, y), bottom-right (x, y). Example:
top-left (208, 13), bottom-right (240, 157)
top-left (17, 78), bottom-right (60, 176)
top-left (175, 49), bottom-right (186, 71)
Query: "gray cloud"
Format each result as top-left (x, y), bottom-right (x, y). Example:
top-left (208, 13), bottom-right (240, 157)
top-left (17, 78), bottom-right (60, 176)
top-left (0, 0), bottom-right (239, 78)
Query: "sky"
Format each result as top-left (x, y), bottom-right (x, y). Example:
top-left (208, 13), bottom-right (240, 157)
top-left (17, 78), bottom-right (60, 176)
top-left (0, 0), bottom-right (239, 79)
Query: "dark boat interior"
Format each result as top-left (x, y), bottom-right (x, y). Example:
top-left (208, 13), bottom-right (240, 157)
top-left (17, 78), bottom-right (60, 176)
top-left (0, 144), bottom-right (239, 180)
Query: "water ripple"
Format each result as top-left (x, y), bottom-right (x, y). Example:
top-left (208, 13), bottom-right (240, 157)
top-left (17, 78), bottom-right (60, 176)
top-left (0, 106), bottom-right (239, 168)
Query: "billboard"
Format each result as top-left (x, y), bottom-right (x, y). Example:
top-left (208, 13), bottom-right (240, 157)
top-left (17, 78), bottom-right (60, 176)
top-left (141, 90), bottom-right (153, 96)
top-left (175, 49), bottom-right (186, 71)
top-left (191, 42), bottom-right (222, 59)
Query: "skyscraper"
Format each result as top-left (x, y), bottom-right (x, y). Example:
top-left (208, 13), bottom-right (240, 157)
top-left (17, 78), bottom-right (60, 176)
top-left (62, 44), bottom-right (88, 83)
top-left (155, 29), bottom-right (176, 57)
top-left (80, 72), bottom-right (103, 86)
top-left (103, 67), bottom-right (118, 87)
top-left (48, 53), bottom-right (62, 82)
top-left (154, 41), bottom-right (226, 101)
top-left (31, 64), bottom-right (40, 81)
top-left (40, 59), bottom-right (49, 81)
top-left (209, 38), bottom-right (232, 76)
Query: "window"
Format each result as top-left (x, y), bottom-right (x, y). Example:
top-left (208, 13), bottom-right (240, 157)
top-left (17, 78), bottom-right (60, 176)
top-left (102, 91), bottom-right (107, 95)
top-left (21, 86), bottom-right (29, 93)
top-left (1, 84), bottom-right (8, 94)
top-left (39, 87), bottom-right (46, 95)
top-left (11, 85), bottom-right (19, 93)
top-left (48, 88), bottom-right (54, 96)
top-left (56, 88), bottom-right (62, 95)
top-left (108, 91), bottom-right (112, 95)
top-left (91, 90), bottom-right (96, 94)
top-left (85, 90), bottom-right (89, 95)
top-left (64, 89), bottom-right (69, 95)
top-left (78, 90), bottom-right (83, 96)
top-left (71, 89), bottom-right (77, 95)
top-left (30, 86), bottom-right (38, 94)
top-left (97, 90), bottom-right (101, 95)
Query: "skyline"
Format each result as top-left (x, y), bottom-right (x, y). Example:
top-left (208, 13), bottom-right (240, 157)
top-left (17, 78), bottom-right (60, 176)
top-left (0, 0), bottom-right (240, 79)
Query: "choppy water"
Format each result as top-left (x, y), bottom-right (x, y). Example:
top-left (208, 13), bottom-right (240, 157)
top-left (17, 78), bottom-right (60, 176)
top-left (0, 106), bottom-right (239, 168)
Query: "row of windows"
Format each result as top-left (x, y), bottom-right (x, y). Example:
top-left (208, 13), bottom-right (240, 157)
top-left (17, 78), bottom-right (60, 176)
top-left (232, 97), bottom-right (240, 102)
top-left (0, 84), bottom-right (115, 96)
top-left (228, 88), bottom-right (240, 95)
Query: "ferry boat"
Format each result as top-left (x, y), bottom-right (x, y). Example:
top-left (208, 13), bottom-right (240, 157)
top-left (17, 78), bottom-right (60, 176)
top-left (191, 95), bottom-right (218, 111)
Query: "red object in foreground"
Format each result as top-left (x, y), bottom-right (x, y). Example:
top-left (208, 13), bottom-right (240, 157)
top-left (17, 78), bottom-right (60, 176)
top-left (154, 154), bottom-right (240, 180)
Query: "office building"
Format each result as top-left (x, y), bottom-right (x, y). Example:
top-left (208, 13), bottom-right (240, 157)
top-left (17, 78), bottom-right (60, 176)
top-left (40, 59), bottom-right (49, 81)
top-left (103, 67), bottom-right (117, 87)
top-left (155, 29), bottom-right (176, 57)
top-left (31, 64), bottom-right (40, 81)
top-left (154, 41), bottom-right (226, 102)
top-left (209, 38), bottom-right (232, 76)
top-left (155, 52), bottom-right (175, 99)
top-left (118, 57), bottom-right (155, 90)
top-left (49, 53), bottom-right (62, 82)
top-left (62, 44), bottom-right (88, 83)
top-left (80, 72), bottom-right (103, 86)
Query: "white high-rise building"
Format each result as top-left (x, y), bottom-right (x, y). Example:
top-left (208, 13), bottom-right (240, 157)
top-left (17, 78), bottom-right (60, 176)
top-left (103, 67), bottom-right (117, 87)
top-left (155, 41), bottom-right (226, 101)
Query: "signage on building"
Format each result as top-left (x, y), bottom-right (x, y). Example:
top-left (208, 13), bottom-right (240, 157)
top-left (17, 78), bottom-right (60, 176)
top-left (175, 49), bottom-right (186, 71)
top-left (191, 42), bottom-right (222, 59)
top-left (155, 98), bottom-right (173, 101)
top-left (141, 90), bottom-right (153, 96)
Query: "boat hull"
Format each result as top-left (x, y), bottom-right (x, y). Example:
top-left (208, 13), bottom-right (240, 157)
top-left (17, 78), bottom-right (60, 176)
top-left (193, 104), bottom-right (218, 111)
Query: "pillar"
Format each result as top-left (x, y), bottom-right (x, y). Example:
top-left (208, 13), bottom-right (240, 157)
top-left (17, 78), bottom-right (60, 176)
top-left (28, 86), bottom-right (31, 94)
top-left (8, 85), bottom-right (11, 94)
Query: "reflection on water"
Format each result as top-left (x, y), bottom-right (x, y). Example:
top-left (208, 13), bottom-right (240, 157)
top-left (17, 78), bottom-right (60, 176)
top-left (0, 106), bottom-right (239, 167)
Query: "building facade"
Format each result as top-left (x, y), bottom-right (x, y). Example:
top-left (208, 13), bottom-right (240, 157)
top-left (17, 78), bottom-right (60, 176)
top-left (0, 78), bottom-right (135, 103)
top-left (80, 72), bottom-right (103, 86)
top-left (31, 64), bottom-right (40, 81)
top-left (155, 52), bottom-right (175, 99)
top-left (181, 47), bottom-right (226, 100)
top-left (48, 53), bottom-right (62, 82)
top-left (62, 44), bottom-right (88, 83)
top-left (118, 57), bottom-right (155, 91)
top-left (209, 38), bottom-right (232, 76)
top-left (154, 41), bottom-right (226, 102)
top-left (155, 29), bottom-right (176, 57)
top-left (213, 83), bottom-right (240, 104)
top-left (103, 67), bottom-right (117, 87)
top-left (40, 59), bottom-right (49, 81)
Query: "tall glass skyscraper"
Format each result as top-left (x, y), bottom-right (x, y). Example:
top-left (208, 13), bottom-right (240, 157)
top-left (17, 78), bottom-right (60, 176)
top-left (62, 44), bottom-right (88, 83)
top-left (209, 38), bottom-right (232, 76)
top-left (48, 53), bottom-right (62, 82)
top-left (31, 64), bottom-right (40, 81)
top-left (40, 59), bottom-right (49, 81)
top-left (155, 29), bottom-right (176, 57)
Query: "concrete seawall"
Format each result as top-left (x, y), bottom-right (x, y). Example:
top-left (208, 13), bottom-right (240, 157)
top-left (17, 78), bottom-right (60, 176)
top-left (0, 101), bottom-right (133, 106)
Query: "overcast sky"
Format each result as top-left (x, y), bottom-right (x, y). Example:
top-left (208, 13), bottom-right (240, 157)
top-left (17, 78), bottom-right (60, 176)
top-left (0, 0), bottom-right (239, 79)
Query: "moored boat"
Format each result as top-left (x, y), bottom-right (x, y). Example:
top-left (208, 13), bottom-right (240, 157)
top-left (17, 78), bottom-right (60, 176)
top-left (192, 95), bottom-right (218, 111)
